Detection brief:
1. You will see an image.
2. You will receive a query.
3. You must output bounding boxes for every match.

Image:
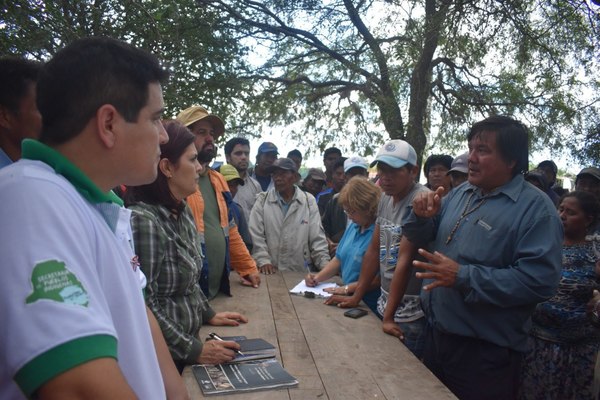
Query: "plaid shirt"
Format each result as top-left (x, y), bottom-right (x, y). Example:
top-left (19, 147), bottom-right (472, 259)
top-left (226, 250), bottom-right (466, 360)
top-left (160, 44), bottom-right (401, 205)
top-left (130, 201), bottom-right (216, 364)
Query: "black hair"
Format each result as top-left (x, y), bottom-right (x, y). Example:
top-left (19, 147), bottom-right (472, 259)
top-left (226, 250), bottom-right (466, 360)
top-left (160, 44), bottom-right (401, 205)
top-left (224, 137), bottom-right (250, 156)
top-left (324, 147), bottom-right (342, 158)
top-left (468, 115), bottom-right (529, 177)
top-left (423, 154), bottom-right (453, 176)
top-left (126, 120), bottom-right (194, 212)
top-left (37, 37), bottom-right (169, 145)
top-left (333, 157), bottom-right (348, 171)
top-left (0, 57), bottom-right (42, 113)
top-left (287, 149), bottom-right (302, 159)
top-left (559, 190), bottom-right (600, 232)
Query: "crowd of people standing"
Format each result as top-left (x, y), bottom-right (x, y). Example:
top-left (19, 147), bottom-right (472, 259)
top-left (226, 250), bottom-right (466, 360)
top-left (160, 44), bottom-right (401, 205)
top-left (1, 37), bottom-right (599, 400)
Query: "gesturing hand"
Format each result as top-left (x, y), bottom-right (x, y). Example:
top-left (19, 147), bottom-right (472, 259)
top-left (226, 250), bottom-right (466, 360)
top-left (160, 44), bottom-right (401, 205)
top-left (208, 312), bottom-right (248, 326)
top-left (414, 248), bottom-right (460, 290)
top-left (412, 186), bottom-right (444, 218)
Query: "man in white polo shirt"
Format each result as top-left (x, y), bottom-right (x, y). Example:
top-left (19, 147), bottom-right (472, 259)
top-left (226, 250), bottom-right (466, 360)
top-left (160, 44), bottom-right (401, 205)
top-left (0, 38), bottom-right (186, 399)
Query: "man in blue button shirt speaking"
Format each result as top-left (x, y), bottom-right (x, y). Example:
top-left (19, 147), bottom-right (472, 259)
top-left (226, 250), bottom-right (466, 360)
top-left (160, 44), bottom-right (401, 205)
top-left (403, 115), bottom-right (562, 400)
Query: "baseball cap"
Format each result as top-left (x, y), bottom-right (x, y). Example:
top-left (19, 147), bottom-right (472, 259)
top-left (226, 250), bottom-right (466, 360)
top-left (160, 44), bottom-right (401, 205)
top-left (447, 152), bottom-right (469, 175)
top-left (537, 160), bottom-right (558, 175)
top-left (257, 142), bottom-right (279, 155)
top-left (524, 169), bottom-right (548, 189)
top-left (219, 164), bottom-right (244, 185)
top-left (305, 168), bottom-right (326, 182)
top-left (370, 140), bottom-right (417, 169)
top-left (344, 156), bottom-right (369, 173)
top-left (175, 105), bottom-right (225, 136)
top-left (267, 158), bottom-right (298, 174)
top-left (577, 167), bottom-right (600, 182)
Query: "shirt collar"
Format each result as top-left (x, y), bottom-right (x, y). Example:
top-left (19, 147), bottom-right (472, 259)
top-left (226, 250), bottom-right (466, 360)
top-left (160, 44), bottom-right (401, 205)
top-left (463, 174), bottom-right (524, 203)
top-left (21, 139), bottom-right (123, 206)
top-left (0, 147), bottom-right (13, 169)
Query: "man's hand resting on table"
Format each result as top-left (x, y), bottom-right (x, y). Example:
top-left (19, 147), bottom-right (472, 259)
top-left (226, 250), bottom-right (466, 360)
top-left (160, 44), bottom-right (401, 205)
top-left (260, 263), bottom-right (277, 275)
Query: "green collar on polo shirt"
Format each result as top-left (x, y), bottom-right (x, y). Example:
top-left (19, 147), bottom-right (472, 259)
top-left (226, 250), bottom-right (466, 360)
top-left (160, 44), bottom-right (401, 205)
top-left (21, 139), bottom-right (123, 206)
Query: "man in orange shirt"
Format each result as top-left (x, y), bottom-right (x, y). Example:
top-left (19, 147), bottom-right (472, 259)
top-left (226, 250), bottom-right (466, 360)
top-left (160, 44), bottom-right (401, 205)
top-left (176, 106), bottom-right (260, 299)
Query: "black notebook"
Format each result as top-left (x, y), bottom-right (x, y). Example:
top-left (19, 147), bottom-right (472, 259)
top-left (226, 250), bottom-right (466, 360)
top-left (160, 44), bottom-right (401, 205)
top-left (192, 358), bottom-right (298, 395)
top-left (210, 336), bottom-right (277, 363)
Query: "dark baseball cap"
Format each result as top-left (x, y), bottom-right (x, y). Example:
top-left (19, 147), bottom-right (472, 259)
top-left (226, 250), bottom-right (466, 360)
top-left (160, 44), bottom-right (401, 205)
top-left (257, 142), bottom-right (279, 155)
top-left (267, 157), bottom-right (298, 174)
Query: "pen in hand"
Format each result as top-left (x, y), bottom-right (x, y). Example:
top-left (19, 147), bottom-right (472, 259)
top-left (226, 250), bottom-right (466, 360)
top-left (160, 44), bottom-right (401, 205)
top-left (208, 332), bottom-right (245, 356)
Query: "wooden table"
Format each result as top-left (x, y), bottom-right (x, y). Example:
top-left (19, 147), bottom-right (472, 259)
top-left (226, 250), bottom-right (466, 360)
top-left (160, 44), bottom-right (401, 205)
top-left (183, 272), bottom-right (456, 399)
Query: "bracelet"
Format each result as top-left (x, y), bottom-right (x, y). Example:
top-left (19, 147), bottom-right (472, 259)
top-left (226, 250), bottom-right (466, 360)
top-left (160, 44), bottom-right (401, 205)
top-left (344, 285), bottom-right (349, 295)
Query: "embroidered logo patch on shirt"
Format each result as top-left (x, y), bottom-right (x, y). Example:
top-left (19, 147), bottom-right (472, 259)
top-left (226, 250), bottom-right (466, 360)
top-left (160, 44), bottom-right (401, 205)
top-left (26, 259), bottom-right (89, 307)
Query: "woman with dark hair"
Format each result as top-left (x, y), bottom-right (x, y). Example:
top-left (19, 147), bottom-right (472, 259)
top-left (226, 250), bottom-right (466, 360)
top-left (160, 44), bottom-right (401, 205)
top-left (127, 120), bottom-right (247, 371)
top-left (520, 191), bottom-right (600, 399)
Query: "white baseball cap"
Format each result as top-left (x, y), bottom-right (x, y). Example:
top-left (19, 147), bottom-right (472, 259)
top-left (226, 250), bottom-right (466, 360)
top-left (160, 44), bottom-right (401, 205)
top-left (344, 156), bottom-right (369, 173)
top-left (370, 140), bottom-right (417, 169)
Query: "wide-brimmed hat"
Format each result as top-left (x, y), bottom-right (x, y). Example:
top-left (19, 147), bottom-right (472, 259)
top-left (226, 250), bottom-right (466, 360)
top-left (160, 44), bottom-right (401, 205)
top-left (370, 140), bottom-right (417, 169)
top-left (175, 105), bottom-right (224, 137)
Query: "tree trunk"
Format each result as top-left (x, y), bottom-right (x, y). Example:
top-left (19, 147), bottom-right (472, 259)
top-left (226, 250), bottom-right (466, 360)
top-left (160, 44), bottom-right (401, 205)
top-left (406, 0), bottom-right (449, 175)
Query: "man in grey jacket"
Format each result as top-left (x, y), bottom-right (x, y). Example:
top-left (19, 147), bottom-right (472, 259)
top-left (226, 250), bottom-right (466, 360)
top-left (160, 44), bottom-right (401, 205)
top-left (249, 158), bottom-right (330, 274)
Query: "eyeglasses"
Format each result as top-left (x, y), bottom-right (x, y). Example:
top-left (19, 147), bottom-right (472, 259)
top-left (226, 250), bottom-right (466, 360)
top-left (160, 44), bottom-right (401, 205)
top-left (343, 208), bottom-right (357, 217)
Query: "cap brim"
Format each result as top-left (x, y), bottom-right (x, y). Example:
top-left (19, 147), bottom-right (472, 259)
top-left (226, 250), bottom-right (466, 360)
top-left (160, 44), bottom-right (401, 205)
top-left (447, 167), bottom-right (468, 175)
top-left (267, 165), bottom-right (295, 174)
top-left (370, 155), bottom-right (408, 169)
top-left (577, 172), bottom-right (600, 182)
top-left (344, 166), bottom-right (368, 173)
top-left (228, 178), bottom-right (244, 185)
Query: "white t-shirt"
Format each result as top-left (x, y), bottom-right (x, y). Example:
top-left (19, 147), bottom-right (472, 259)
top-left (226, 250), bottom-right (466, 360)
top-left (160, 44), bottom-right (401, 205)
top-left (0, 159), bottom-right (165, 399)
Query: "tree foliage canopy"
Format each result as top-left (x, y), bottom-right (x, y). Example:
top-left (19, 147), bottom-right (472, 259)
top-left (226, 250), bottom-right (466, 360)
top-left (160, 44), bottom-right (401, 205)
top-left (198, 0), bottom-right (600, 166)
top-left (1, 0), bottom-right (599, 166)
top-left (0, 0), bottom-right (251, 123)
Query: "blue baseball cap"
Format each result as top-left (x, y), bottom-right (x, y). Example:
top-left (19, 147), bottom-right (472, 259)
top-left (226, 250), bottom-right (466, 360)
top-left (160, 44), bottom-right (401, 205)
top-left (257, 142), bottom-right (279, 155)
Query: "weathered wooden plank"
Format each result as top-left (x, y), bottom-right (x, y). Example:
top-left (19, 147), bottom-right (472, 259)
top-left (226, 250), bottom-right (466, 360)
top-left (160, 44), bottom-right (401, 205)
top-left (282, 272), bottom-right (456, 400)
top-left (183, 271), bottom-right (455, 400)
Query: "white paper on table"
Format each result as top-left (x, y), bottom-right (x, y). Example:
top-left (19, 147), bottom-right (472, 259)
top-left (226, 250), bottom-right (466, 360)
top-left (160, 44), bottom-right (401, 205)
top-left (289, 280), bottom-right (338, 298)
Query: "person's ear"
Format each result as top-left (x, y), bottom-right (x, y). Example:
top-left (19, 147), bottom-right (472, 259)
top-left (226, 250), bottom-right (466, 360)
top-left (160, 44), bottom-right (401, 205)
top-left (0, 105), bottom-right (14, 130)
top-left (586, 214), bottom-right (594, 229)
top-left (159, 158), bottom-right (174, 178)
top-left (96, 104), bottom-right (119, 148)
top-left (410, 164), bottom-right (420, 178)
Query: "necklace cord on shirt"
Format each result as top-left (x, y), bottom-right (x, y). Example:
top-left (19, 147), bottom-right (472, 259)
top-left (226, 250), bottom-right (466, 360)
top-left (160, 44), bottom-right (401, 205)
top-left (446, 192), bottom-right (488, 244)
